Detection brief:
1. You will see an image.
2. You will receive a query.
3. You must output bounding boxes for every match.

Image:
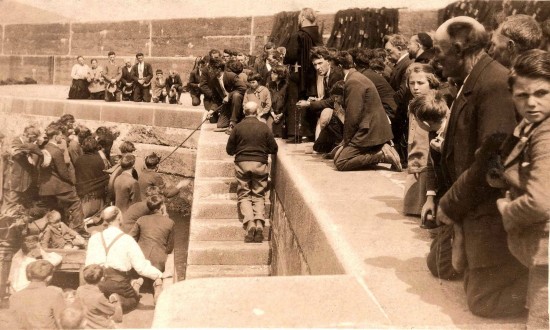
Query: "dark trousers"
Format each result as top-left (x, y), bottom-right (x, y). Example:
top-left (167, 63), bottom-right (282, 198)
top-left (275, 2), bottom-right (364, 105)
top-left (190, 91), bottom-right (201, 106)
top-left (98, 268), bottom-right (139, 314)
top-left (217, 92), bottom-right (243, 128)
top-left (334, 144), bottom-right (384, 171)
top-left (133, 85), bottom-right (151, 102)
top-left (464, 258), bottom-right (528, 318)
top-left (39, 190), bottom-right (85, 230)
top-left (426, 224), bottom-right (460, 280)
top-left (105, 89), bottom-right (122, 102)
top-left (391, 115), bottom-right (408, 167)
top-left (285, 79), bottom-right (315, 139)
top-left (89, 91), bottom-right (104, 100)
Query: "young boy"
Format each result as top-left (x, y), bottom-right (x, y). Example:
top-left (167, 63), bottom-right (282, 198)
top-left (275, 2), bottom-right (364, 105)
top-left (41, 210), bottom-right (86, 250)
top-left (10, 260), bottom-right (66, 329)
top-left (151, 69), bottom-right (168, 103)
top-left (226, 101), bottom-right (278, 243)
top-left (243, 73), bottom-right (272, 123)
top-left (75, 264), bottom-right (122, 329)
top-left (409, 90), bottom-right (461, 280)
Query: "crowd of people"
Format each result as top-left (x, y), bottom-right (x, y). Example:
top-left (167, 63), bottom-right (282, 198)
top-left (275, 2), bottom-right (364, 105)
top-left (1, 6), bottom-right (549, 329)
top-left (0, 112), bottom-right (186, 328)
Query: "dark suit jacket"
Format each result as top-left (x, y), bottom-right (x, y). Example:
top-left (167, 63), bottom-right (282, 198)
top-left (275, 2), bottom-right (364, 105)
top-left (3, 137), bottom-right (42, 192)
top-left (120, 66), bottom-right (134, 86)
top-left (438, 54), bottom-right (518, 269)
top-left (309, 66), bottom-right (345, 113)
top-left (415, 48), bottom-right (436, 64)
top-left (391, 56), bottom-right (414, 121)
top-left (343, 69), bottom-right (393, 148)
top-left (187, 69), bottom-right (201, 94)
top-left (129, 213), bottom-right (174, 271)
top-left (38, 143), bottom-right (74, 196)
top-left (200, 70), bottom-right (246, 105)
top-left (166, 74), bottom-right (183, 90)
top-left (114, 171), bottom-right (141, 214)
top-left (130, 62), bottom-right (153, 86)
top-left (252, 58), bottom-right (271, 86)
top-left (389, 55), bottom-right (413, 92)
top-left (358, 68), bottom-right (397, 116)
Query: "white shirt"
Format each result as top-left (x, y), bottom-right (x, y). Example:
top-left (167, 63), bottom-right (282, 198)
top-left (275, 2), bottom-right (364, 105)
top-left (85, 226), bottom-right (162, 280)
top-left (8, 249), bottom-right (62, 293)
top-left (218, 74), bottom-right (228, 96)
top-left (266, 60), bottom-right (272, 72)
top-left (138, 62), bottom-right (144, 79)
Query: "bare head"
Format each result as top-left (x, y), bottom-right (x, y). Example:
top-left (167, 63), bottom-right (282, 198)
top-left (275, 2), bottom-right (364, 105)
top-left (243, 101), bottom-right (259, 116)
top-left (101, 206), bottom-right (123, 227)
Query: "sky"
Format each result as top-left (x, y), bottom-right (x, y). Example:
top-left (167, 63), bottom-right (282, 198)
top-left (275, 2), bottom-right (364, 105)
top-left (13, 0), bottom-right (457, 22)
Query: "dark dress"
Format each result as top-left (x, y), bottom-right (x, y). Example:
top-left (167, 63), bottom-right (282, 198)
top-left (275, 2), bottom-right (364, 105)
top-left (74, 152), bottom-right (109, 218)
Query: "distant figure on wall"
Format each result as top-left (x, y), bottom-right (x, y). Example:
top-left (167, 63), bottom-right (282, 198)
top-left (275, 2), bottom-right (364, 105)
top-left (68, 56), bottom-right (90, 100)
top-left (130, 52), bottom-right (153, 103)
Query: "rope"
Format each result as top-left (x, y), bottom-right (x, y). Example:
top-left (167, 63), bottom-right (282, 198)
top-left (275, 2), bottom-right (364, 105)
top-left (158, 104), bottom-right (223, 165)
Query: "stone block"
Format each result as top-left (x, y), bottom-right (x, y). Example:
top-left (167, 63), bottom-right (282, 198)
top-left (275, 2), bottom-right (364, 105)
top-left (190, 218), bottom-right (271, 241)
top-left (10, 97), bottom-right (33, 114)
top-left (193, 199), bottom-right (271, 219)
top-left (193, 178), bottom-right (238, 199)
top-left (64, 101), bottom-right (102, 121)
top-left (153, 107), bottom-right (204, 129)
top-left (187, 240), bottom-right (270, 265)
top-left (195, 160), bottom-right (234, 178)
top-left (185, 265), bottom-right (270, 279)
top-left (71, 21), bottom-right (151, 56)
top-left (0, 95), bottom-right (13, 113)
top-left (100, 103), bottom-right (155, 125)
top-left (4, 23), bottom-right (70, 55)
top-left (198, 142), bottom-right (233, 160)
top-left (32, 99), bottom-right (65, 117)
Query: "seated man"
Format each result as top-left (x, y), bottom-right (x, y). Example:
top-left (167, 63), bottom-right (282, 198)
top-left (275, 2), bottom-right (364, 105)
top-left (151, 69), bottom-right (168, 103)
top-left (332, 51), bottom-right (402, 172)
top-left (296, 46), bottom-right (344, 141)
top-left (200, 58), bottom-right (247, 132)
top-left (113, 153), bottom-right (141, 214)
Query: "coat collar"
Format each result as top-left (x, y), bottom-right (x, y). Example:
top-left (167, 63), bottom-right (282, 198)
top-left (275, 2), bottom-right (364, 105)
top-left (460, 53), bottom-right (494, 96)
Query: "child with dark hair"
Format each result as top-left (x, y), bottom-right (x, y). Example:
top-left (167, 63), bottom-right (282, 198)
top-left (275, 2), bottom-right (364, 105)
top-left (10, 260), bottom-right (65, 329)
top-left (75, 264), bottom-right (122, 328)
top-left (113, 153), bottom-right (141, 214)
top-left (266, 65), bottom-right (289, 137)
top-left (243, 73), bottom-right (272, 123)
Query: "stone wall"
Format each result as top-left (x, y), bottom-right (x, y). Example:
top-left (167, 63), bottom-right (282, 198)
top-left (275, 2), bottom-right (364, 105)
top-left (0, 9), bottom-right (440, 84)
top-left (0, 94), bottom-right (203, 214)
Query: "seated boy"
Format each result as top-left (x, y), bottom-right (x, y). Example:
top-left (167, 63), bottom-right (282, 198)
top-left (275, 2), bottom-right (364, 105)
top-left (151, 69), bottom-right (168, 103)
top-left (226, 101), bottom-right (278, 243)
top-left (41, 210), bottom-right (86, 250)
top-left (75, 264), bottom-right (122, 329)
top-left (10, 260), bottom-right (66, 329)
top-left (243, 73), bottom-right (272, 123)
top-left (409, 90), bottom-right (460, 280)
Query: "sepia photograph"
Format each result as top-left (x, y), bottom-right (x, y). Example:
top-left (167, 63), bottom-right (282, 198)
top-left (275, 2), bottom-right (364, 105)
top-left (0, 0), bottom-right (548, 328)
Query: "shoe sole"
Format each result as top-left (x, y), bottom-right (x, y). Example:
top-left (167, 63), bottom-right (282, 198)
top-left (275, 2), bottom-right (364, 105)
top-left (254, 228), bottom-right (264, 243)
top-left (384, 145), bottom-right (403, 172)
top-left (213, 127), bottom-right (229, 132)
top-left (244, 227), bottom-right (256, 243)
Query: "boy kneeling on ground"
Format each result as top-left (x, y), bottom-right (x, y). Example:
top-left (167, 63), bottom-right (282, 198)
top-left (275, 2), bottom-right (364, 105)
top-left (226, 101), bottom-right (278, 243)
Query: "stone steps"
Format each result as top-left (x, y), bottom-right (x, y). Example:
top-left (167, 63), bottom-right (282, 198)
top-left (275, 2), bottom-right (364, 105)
top-left (185, 122), bottom-right (272, 280)
top-left (187, 240), bottom-right (271, 265)
top-left (192, 199), bottom-right (271, 219)
top-left (185, 265), bottom-right (270, 279)
top-left (190, 218), bottom-right (271, 241)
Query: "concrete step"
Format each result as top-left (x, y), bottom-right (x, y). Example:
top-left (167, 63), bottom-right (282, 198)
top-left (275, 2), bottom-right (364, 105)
top-left (193, 199), bottom-right (271, 219)
top-left (187, 240), bottom-right (271, 265)
top-left (190, 218), bottom-right (271, 241)
top-left (195, 160), bottom-right (235, 178)
top-left (194, 178), bottom-right (272, 200)
top-left (199, 142), bottom-right (233, 160)
top-left (185, 265), bottom-right (270, 279)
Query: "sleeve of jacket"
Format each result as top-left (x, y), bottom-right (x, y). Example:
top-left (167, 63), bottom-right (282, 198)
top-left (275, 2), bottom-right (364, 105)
top-left (144, 64), bottom-right (153, 83)
top-left (232, 76), bottom-right (247, 95)
top-left (309, 98), bottom-right (334, 113)
top-left (200, 72), bottom-right (214, 99)
top-left (130, 66), bottom-right (139, 81)
top-left (129, 221), bottom-right (140, 241)
top-left (393, 79), bottom-right (410, 110)
top-left (266, 130), bottom-right (278, 155)
top-left (174, 75), bottom-right (183, 88)
top-left (342, 80), bottom-right (364, 146)
top-left (425, 155), bottom-right (437, 192)
top-left (262, 88), bottom-right (272, 115)
top-left (226, 129), bottom-right (237, 156)
top-left (284, 34), bottom-right (300, 65)
top-left (502, 124), bottom-right (550, 230)
top-left (52, 148), bottom-right (72, 183)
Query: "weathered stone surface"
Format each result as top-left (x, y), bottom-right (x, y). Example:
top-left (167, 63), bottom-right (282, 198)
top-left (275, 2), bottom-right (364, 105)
top-left (195, 159), bottom-right (234, 178)
top-left (0, 55), bottom-right (54, 84)
top-left (4, 23), bottom-right (70, 55)
top-left (190, 218), bottom-right (271, 241)
top-left (193, 199), bottom-right (271, 219)
top-left (125, 126), bottom-right (199, 148)
top-left (185, 265), bottom-right (270, 279)
top-left (187, 240), bottom-right (270, 265)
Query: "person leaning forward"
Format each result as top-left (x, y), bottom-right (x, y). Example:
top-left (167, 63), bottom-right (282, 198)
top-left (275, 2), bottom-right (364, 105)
top-left (85, 206), bottom-right (163, 313)
top-left (433, 16), bottom-right (528, 318)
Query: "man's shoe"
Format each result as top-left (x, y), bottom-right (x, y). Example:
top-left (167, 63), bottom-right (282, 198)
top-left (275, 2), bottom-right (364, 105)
top-left (244, 222), bottom-right (256, 243)
top-left (381, 144), bottom-right (402, 172)
top-left (254, 219), bottom-right (264, 243)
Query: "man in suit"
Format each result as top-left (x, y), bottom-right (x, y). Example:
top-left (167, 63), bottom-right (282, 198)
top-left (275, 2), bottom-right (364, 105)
top-left (131, 52), bottom-right (153, 103)
top-left (331, 51), bottom-right (401, 172)
top-left (38, 125), bottom-right (86, 235)
top-left (113, 153), bottom-right (141, 214)
top-left (120, 58), bottom-right (134, 101)
top-left (434, 16), bottom-right (528, 318)
top-left (407, 32), bottom-right (436, 64)
top-left (2, 126), bottom-right (43, 214)
top-left (386, 34), bottom-right (413, 167)
top-left (129, 195), bottom-right (174, 272)
top-left (166, 70), bottom-right (184, 105)
top-left (296, 46), bottom-right (345, 140)
top-left (200, 58), bottom-right (247, 132)
top-left (488, 14), bottom-right (542, 69)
